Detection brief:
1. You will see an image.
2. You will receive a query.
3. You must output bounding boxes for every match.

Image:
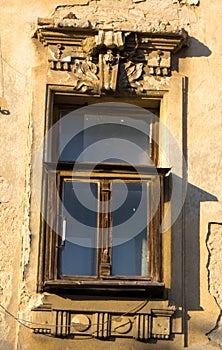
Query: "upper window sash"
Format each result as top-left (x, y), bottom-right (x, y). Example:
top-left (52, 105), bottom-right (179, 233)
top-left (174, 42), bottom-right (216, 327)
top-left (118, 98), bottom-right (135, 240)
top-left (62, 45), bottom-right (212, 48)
top-left (46, 109), bottom-right (159, 166)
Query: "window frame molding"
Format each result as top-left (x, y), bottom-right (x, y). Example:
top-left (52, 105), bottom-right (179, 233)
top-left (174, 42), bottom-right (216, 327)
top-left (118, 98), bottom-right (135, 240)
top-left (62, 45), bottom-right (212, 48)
top-left (37, 87), bottom-right (170, 294)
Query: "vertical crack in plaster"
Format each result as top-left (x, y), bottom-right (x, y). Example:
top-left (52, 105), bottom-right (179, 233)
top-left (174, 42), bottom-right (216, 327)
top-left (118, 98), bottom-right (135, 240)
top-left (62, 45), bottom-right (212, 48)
top-left (206, 223), bottom-right (222, 348)
top-left (21, 109), bottom-right (33, 282)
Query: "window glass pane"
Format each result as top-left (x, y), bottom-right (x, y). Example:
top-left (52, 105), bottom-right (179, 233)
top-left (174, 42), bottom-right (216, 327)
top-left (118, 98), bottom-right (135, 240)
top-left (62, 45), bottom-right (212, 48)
top-left (112, 182), bottom-right (148, 276)
top-left (112, 230), bottom-right (148, 276)
top-left (59, 181), bottom-right (98, 276)
top-left (59, 113), bottom-right (153, 165)
top-left (59, 113), bottom-right (84, 162)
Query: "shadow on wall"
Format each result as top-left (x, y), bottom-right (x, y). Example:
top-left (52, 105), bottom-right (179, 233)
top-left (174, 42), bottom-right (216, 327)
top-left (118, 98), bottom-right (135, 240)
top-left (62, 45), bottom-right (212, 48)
top-left (172, 37), bottom-right (212, 71)
top-left (169, 177), bottom-right (218, 311)
top-left (170, 179), bottom-right (218, 347)
top-left (167, 67), bottom-right (217, 346)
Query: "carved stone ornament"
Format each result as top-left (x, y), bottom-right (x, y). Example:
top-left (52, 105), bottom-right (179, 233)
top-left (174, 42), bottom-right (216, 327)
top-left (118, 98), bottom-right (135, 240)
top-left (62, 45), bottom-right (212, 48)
top-left (32, 305), bottom-right (176, 341)
top-left (34, 11), bottom-right (188, 95)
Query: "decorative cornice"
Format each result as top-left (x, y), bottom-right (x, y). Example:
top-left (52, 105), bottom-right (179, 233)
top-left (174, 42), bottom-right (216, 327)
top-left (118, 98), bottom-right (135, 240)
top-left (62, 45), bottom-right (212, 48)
top-left (34, 11), bottom-right (188, 95)
top-left (36, 26), bottom-right (188, 52)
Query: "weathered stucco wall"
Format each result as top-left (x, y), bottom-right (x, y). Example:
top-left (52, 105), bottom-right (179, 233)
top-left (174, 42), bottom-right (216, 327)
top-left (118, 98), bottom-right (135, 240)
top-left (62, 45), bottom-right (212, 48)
top-left (0, 0), bottom-right (221, 349)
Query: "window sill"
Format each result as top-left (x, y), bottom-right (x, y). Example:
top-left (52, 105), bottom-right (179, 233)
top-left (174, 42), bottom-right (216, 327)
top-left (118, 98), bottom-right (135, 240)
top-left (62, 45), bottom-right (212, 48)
top-left (43, 279), bottom-right (164, 291)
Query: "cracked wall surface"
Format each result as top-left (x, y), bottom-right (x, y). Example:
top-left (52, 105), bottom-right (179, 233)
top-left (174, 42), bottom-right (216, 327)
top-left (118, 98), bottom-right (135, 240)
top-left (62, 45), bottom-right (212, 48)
top-left (0, 0), bottom-right (221, 349)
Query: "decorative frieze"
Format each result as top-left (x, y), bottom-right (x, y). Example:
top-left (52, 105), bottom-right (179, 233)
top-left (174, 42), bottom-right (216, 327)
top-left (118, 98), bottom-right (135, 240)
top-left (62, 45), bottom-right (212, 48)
top-left (34, 9), bottom-right (188, 95)
top-left (32, 306), bottom-right (175, 341)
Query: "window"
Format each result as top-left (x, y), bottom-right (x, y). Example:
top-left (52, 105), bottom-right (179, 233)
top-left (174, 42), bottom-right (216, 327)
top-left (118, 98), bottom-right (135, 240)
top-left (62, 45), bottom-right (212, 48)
top-left (39, 94), bottom-right (169, 292)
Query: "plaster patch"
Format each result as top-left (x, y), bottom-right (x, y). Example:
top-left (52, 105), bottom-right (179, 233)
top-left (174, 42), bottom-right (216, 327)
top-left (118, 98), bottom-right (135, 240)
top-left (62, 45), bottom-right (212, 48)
top-left (0, 177), bottom-right (14, 204)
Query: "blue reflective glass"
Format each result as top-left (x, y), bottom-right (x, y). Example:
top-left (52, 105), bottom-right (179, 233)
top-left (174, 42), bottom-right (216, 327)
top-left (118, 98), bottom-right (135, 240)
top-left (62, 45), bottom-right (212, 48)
top-left (59, 114), bottom-right (152, 165)
top-left (59, 181), bottom-right (98, 276)
top-left (112, 182), bottom-right (148, 276)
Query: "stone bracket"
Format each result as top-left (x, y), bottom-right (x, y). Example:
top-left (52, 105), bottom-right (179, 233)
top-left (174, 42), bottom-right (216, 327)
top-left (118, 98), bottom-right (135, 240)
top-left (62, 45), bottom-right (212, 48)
top-left (32, 306), bottom-right (175, 341)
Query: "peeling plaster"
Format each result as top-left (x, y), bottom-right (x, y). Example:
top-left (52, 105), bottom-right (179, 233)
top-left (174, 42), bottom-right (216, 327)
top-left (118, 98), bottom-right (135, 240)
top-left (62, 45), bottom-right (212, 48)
top-left (206, 223), bottom-right (222, 348)
top-left (18, 102), bottom-right (34, 316)
top-left (173, 0), bottom-right (199, 5)
top-left (50, 5), bottom-right (183, 32)
top-left (20, 113), bottom-right (33, 281)
top-left (48, 0), bottom-right (200, 34)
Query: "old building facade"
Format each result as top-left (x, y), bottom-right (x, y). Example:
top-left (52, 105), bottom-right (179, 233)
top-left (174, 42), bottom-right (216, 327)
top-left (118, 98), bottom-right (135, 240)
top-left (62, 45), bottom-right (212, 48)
top-left (0, 1), bottom-right (222, 349)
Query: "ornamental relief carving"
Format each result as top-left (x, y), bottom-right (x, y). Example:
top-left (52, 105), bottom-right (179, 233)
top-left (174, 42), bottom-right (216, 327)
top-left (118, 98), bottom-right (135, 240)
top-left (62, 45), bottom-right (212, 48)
top-left (49, 48), bottom-right (170, 94)
top-left (72, 58), bottom-right (99, 93)
top-left (32, 306), bottom-right (176, 341)
top-left (35, 15), bottom-right (188, 95)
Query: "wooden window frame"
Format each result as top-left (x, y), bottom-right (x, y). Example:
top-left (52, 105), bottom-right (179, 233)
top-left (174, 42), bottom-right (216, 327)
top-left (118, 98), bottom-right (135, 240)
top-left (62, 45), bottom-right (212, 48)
top-left (40, 162), bottom-right (169, 292)
top-left (38, 88), bottom-right (169, 293)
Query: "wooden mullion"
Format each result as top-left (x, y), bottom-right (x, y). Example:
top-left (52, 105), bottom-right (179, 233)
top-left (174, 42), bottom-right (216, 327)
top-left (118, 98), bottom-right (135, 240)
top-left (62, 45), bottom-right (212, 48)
top-left (99, 181), bottom-right (112, 277)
